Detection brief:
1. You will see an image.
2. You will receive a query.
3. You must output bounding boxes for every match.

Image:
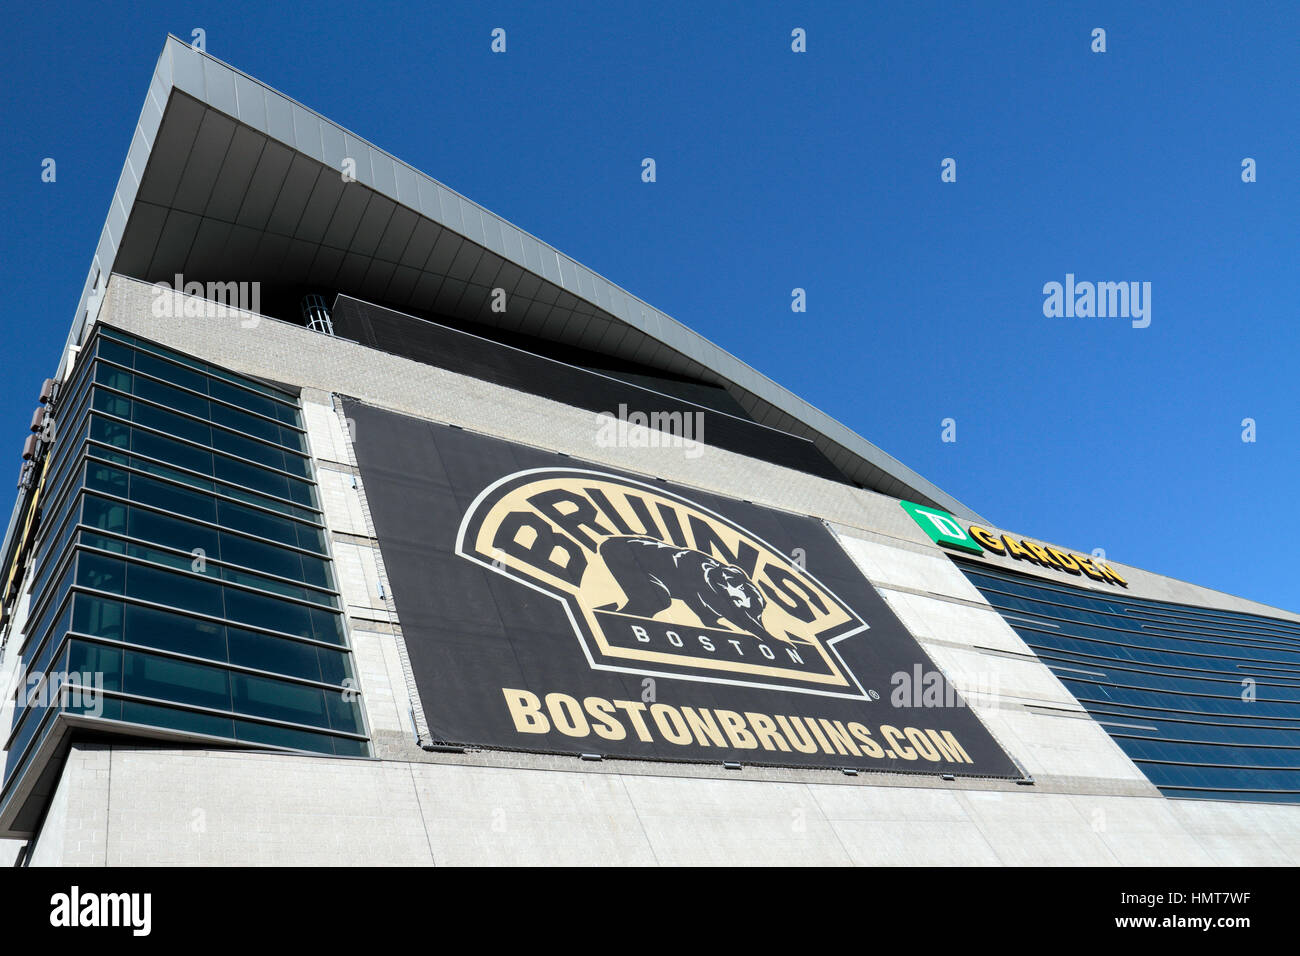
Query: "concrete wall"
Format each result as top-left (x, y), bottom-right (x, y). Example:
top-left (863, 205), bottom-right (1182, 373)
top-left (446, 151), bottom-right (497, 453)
top-left (24, 741), bottom-right (1300, 866)
top-left (14, 275), bottom-right (1300, 865)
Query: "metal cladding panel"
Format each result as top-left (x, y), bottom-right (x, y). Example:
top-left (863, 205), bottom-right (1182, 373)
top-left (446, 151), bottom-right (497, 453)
top-left (344, 398), bottom-right (1020, 778)
top-left (329, 297), bottom-right (846, 481)
top-left (59, 36), bottom-right (988, 524)
top-left (206, 125), bottom-right (267, 221)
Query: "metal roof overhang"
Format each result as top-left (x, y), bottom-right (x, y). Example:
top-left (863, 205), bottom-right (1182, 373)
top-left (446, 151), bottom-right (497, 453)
top-left (61, 35), bottom-right (984, 521)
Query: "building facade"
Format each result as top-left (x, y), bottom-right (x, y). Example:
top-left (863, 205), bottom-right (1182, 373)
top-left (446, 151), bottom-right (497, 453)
top-left (1, 37), bottom-right (1298, 866)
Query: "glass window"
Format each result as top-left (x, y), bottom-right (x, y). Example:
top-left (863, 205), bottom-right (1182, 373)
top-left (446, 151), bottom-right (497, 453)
top-left (125, 561), bottom-right (224, 618)
top-left (132, 375), bottom-right (210, 421)
top-left (122, 602), bottom-right (227, 661)
top-left (133, 350), bottom-right (209, 396)
top-left (958, 558), bottom-right (1300, 803)
top-left (4, 326), bottom-right (369, 783)
top-left (231, 673), bottom-right (327, 728)
top-left (325, 692), bottom-right (364, 735)
top-left (232, 719), bottom-right (337, 754)
top-left (93, 361), bottom-right (132, 393)
top-left (127, 503), bottom-right (220, 558)
top-left (226, 627), bottom-right (322, 683)
top-left (73, 592), bottom-right (124, 642)
top-left (67, 639), bottom-right (124, 692)
top-left (133, 399), bottom-right (211, 447)
top-left (129, 425), bottom-right (212, 476)
top-left (120, 698), bottom-right (233, 739)
top-left (77, 551), bottom-right (125, 595)
top-left (122, 649), bottom-right (231, 712)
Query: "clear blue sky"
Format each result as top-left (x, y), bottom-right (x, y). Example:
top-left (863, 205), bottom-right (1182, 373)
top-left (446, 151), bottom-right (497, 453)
top-left (2, 2), bottom-right (1296, 611)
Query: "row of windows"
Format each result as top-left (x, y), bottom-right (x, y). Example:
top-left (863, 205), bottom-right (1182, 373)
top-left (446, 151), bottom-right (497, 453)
top-left (95, 325), bottom-right (299, 410)
top-left (1130, 762), bottom-right (1300, 802)
top-left (43, 413), bottom-right (317, 526)
top-left (64, 639), bottom-right (363, 736)
top-left (5, 634), bottom-right (364, 784)
top-left (90, 387), bottom-right (311, 479)
top-left (46, 337), bottom-right (309, 491)
top-left (13, 585), bottom-right (350, 713)
top-left (974, 581), bottom-right (1299, 656)
top-left (39, 387), bottom-right (313, 533)
top-left (93, 360), bottom-right (306, 455)
top-left (21, 540), bottom-right (346, 697)
top-left (82, 435), bottom-right (319, 523)
top-left (4, 326), bottom-right (367, 814)
top-left (76, 530), bottom-right (338, 608)
top-left (67, 548), bottom-right (344, 645)
top-left (967, 560), bottom-right (1300, 642)
top-left (1163, 788), bottom-right (1300, 802)
top-left (1068, 680), bottom-right (1300, 721)
top-left (1115, 734), bottom-right (1300, 767)
top-left (958, 559), bottom-right (1300, 802)
top-left (1013, 618), bottom-right (1300, 671)
top-left (1031, 647), bottom-right (1300, 701)
top-left (83, 460), bottom-right (327, 555)
top-left (35, 491), bottom-right (333, 613)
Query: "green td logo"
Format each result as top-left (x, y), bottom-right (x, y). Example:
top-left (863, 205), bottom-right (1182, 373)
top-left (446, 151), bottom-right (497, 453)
top-left (899, 501), bottom-right (983, 555)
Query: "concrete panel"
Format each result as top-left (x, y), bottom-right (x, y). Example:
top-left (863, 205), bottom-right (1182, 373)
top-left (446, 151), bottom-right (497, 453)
top-left (103, 749), bottom-right (432, 865)
top-left (316, 469), bottom-right (368, 536)
top-left (411, 763), bottom-right (656, 866)
top-left (977, 706), bottom-right (1150, 786)
top-left (813, 784), bottom-right (1001, 866)
top-left (958, 790), bottom-right (1118, 866)
top-left (302, 399), bottom-right (350, 464)
top-left (923, 643), bottom-right (1079, 708)
top-left (837, 535), bottom-right (986, 602)
top-left (1168, 800), bottom-right (1298, 866)
top-left (18, 741), bottom-right (1300, 866)
top-left (879, 588), bottom-right (1030, 656)
top-left (332, 541), bottom-right (386, 618)
top-left (620, 775), bottom-right (851, 866)
top-left (1066, 794), bottom-right (1215, 866)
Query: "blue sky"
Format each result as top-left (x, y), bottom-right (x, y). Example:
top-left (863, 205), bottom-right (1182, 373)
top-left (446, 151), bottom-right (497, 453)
top-left (2, 2), bottom-right (1296, 610)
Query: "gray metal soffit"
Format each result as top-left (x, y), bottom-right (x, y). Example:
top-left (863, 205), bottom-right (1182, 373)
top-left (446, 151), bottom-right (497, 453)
top-left (63, 34), bottom-right (986, 522)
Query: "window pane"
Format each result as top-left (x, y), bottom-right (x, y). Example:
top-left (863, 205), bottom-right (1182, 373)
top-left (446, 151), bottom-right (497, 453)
top-left (128, 505), bottom-right (220, 557)
top-left (120, 699), bottom-right (234, 739)
top-left (230, 673), bottom-right (327, 728)
top-left (233, 719), bottom-right (336, 754)
top-left (227, 627), bottom-right (322, 683)
top-left (125, 562), bottom-right (224, 618)
top-left (72, 594), bottom-right (124, 641)
top-left (123, 602), bottom-right (227, 661)
top-left (133, 350), bottom-right (209, 396)
top-left (67, 639), bottom-right (123, 693)
top-left (78, 551), bottom-right (125, 595)
top-left (122, 650), bottom-right (231, 711)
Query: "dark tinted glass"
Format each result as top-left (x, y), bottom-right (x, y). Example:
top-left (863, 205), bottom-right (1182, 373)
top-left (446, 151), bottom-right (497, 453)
top-left (959, 558), bottom-right (1300, 804)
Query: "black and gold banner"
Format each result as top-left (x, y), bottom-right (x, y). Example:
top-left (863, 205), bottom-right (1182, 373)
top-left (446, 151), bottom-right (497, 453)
top-left (346, 399), bottom-right (1019, 777)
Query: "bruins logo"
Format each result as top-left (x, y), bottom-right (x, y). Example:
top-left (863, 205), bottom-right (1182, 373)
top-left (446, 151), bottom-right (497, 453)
top-left (597, 536), bottom-right (778, 643)
top-left (457, 468), bottom-right (871, 698)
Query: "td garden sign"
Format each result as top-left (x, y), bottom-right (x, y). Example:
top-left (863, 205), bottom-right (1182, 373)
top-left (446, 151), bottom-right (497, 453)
top-left (345, 399), bottom-right (1020, 778)
top-left (900, 501), bottom-right (1128, 587)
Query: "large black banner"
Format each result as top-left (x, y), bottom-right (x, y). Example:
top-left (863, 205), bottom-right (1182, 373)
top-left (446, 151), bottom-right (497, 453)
top-left (346, 399), bottom-right (1020, 778)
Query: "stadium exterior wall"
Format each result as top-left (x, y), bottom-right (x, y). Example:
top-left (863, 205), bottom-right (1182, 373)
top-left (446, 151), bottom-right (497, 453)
top-left (5, 274), bottom-right (1300, 865)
